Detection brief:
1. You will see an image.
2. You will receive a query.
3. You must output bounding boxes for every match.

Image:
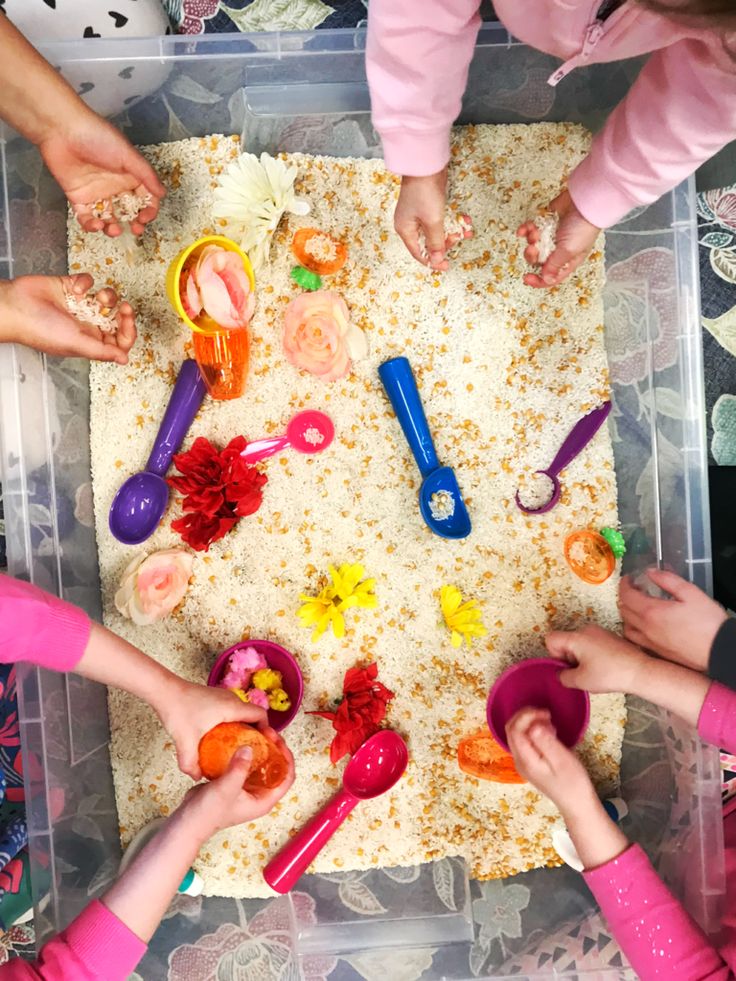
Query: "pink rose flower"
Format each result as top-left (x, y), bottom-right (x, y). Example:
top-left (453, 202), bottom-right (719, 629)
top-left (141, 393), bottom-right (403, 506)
top-left (114, 549), bottom-right (193, 626)
top-left (283, 290), bottom-right (367, 382)
top-left (181, 245), bottom-right (255, 330)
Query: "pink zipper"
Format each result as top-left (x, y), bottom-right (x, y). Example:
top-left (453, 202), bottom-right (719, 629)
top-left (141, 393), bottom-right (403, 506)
top-left (548, 19), bottom-right (606, 86)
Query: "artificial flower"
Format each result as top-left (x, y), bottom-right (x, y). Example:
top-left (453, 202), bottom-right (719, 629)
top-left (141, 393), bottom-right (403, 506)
top-left (245, 688), bottom-right (270, 711)
top-left (180, 245), bottom-right (255, 330)
top-left (291, 227), bottom-right (348, 275)
top-left (457, 730), bottom-right (525, 784)
top-left (114, 548), bottom-right (193, 625)
top-left (283, 290), bottom-right (367, 383)
top-left (308, 662), bottom-right (395, 763)
top-left (220, 646), bottom-right (267, 691)
top-left (440, 585), bottom-right (487, 648)
top-left (168, 435), bottom-right (267, 551)
top-left (298, 563), bottom-right (377, 642)
top-left (269, 688), bottom-right (291, 712)
top-left (213, 152), bottom-right (310, 270)
top-left (252, 668), bottom-right (282, 692)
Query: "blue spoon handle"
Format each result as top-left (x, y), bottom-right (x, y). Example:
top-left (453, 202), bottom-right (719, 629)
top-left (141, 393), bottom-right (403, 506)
top-left (378, 357), bottom-right (439, 479)
top-left (145, 360), bottom-right (207, 476)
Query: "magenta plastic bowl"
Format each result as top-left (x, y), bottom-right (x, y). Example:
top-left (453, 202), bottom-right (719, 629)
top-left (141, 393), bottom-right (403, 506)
top-left (486, 657), bottom-right (590, 751)
top-left (207, 640), bottom-right (304, 732)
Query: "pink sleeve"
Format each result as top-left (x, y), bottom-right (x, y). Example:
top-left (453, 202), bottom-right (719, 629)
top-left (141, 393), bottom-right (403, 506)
top-left (0, 574), bottom-right (90, 672)
top-left (568, 37), bottom-right (736, 228)
top-left (0, 900), bottom-right (146, 980)
top-left (698, 681), bottom-right (736, 756)
top-left (584, 844), bottom-right (731, 980)
top-left (366, 0), bottom-right (481, 176)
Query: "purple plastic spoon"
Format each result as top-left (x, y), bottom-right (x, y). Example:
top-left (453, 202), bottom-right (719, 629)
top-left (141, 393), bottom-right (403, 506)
top-left (239, 410), bottom-right (334, 464)
top-left (263, 730), bottom-right (408, 893)
top-left (515, 402), bottom-right (612, 515)
top-left (109, 360), bottom-right (206, 545)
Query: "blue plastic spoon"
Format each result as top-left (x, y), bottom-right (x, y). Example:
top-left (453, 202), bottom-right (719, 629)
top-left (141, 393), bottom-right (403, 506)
top-left (379, 356), bottom-right (471, 540)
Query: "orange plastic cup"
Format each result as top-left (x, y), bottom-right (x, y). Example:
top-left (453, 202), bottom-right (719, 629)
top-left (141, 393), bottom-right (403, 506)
top-left (564, 530), bottom-right (616, 585)
top-left (166, 235), bottom-right (255, 401)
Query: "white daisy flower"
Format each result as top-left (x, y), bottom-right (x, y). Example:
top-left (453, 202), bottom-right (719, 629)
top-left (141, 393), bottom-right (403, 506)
top-left (213, 152), bottom-right (310, 270)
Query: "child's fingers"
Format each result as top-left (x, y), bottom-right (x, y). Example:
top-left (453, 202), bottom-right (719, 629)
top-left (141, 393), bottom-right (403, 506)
top-left (522, 271), bottom-right (547, 288)
top-left (618, 575), bottom-right (651, 623)
top-left (74, 208), bottom-right (105, 234)
top-left (622, 623), bottom-right (647, 649)
top-left (396, 221), bottom-right (428, 266)
top-left (69, 327), bottom-right (127, 364)
top-left (95, 286), bottom-right (117, 309)
top-left (544, 630), bottom-right (580, 665)
top-left (62, 273), bottom-right (95, 297)
top-left (103, 221), bottom-right (123, 238)
top-left (523, 243), bottom-right (540, 265)
top-left (516, 221), bottom-right (540, 243)
top-left (116, 302), bottom-right (137, 353)
top-left (540, 248), bottom-right (581, 287)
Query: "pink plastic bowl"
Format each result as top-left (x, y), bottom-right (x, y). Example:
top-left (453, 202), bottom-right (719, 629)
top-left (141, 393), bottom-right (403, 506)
top-left (486, 657), bottom-right (590, 751)
top-left (207, 639), bottom-right (304, 732)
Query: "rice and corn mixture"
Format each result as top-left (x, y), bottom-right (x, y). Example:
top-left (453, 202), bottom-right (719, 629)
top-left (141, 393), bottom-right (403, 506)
top-left (77, 125), bottom-right (625, 898)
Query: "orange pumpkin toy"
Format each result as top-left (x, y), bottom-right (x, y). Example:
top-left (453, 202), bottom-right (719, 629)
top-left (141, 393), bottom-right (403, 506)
top-left (198, 722), bottom-right (289, 791)
top-left (457, 730), bottom-right (526, 784)
top-left (291, 228), bottom-right (348, 276)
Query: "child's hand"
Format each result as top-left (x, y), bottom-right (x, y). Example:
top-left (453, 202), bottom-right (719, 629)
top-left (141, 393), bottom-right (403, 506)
top-left (506, 707), bottom-right (595, 815)
top-left (620, 569), bottom-right (727, 672)
top-left (394, 169), bottom-right (450, 270)
top-left (545, 623), bottom-right (648, 695)
top-left (39, 113), bottom-right (165, 237)
top-left (156, 681), bottom-right (271, 781)
top-left (517, 188), bottom-right (600, 288)
top-left (182, 741), bottom-right (296, 840)
top-left (0, 274), bottom-right (135, 363)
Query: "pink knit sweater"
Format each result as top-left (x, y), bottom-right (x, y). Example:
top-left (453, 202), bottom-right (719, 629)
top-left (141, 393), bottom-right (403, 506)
top-left (0, 573), bottom-right (734, 978)
top-left (0, 576), bottom-right (146, 980)
top-left (366, 0), bottom-right (736, 227)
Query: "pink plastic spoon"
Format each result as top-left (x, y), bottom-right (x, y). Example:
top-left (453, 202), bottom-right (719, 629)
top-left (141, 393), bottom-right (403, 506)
top-left (240, 410), bottom-right (335, 464)
top-left (263, 730), bottom-right (408, 893)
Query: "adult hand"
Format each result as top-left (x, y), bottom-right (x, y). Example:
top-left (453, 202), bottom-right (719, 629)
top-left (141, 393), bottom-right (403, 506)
top-left (517, 188), bottom-right (600, 288)
top-left (395, 168), bottom-right (450, 270)
top-left (39, 112), bottom-right (165, 237)
top-left (545, 623), bottom-right (648, 695)
top-left (506, 707), bottom-right (594, 814)
top-left (184, 737), bottom-right (296, 837)
top-left (156, 681), bottom-right (271, 781)
top-left (620, 569), bottom-right (727, 672)
top-left (0, 273), bottom-right (135, 363)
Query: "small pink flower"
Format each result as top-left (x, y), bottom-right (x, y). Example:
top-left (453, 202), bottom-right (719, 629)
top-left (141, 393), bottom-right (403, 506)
top-left (181, 245), bottom-right (255, 330)
top-left (283, 290), bottom-right (367, 383)
top-left (701, 189), bottom-right (736, 232)
top-left (246, 688), bottom-right (270, 710)
top-left (114, 549), bottom-right (193, 625)
top-left (220, 645), bottom-right (267, 691)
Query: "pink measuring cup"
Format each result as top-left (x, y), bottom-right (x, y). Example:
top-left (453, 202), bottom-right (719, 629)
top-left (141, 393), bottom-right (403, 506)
top-left (263, 730), bottom-right (408, 893)
top-left (240, 410), bottom-right (334, 464)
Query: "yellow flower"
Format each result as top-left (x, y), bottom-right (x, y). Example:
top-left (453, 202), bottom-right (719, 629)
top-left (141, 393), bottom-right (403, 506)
top-left (440, 585), bottom-right (487, 648)
top-left (268, 688), bottom-right (291, 712)
top-left (231, 688), bottom-right (249, 703)
top-left (298, 563), bottom-right (377, 642)
top-left (252, 668), bottom-right (282, 692)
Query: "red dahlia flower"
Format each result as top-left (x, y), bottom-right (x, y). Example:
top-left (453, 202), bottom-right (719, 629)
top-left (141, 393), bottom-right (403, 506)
top-left (308, 662), bottom-right (395, 763)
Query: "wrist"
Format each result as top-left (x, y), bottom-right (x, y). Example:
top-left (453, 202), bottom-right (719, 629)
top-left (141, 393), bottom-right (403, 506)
top-left (622, 650), bottom-right (653, 697)
top-left (0, 281), bottom-right (14, 343)
top-left (557, 783), bottom-right (602, 827)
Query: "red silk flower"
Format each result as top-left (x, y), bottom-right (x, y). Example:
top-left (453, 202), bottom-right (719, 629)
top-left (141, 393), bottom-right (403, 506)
top-left (168, 435), bottom-right (267, 551)
top-left (308, 662), bottom-right (395, 763)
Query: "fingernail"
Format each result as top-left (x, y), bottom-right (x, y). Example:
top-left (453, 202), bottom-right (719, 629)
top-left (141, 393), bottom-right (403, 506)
top-left (235, 747), bottom-right (253, 764)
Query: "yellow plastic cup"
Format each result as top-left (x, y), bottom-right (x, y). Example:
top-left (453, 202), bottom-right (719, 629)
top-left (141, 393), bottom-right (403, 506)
top-left (166, 234), bottom-right (256, 400)
top-left (165, 234), bottom-right (255, 335)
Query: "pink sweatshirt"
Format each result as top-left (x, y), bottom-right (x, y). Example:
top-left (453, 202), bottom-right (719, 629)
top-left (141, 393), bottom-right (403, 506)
top-left (366, 0), bottom-right (736, 227)
top-left (0, 575), bottom-right (146, 980)
top-left (0, 574), bottom-right (735, 978)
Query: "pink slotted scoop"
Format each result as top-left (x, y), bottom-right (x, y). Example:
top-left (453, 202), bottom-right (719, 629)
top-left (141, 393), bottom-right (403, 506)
top-left (263, 730), bottom-right (408, 893)
top-left (240, 410), bottom-right (335, 463)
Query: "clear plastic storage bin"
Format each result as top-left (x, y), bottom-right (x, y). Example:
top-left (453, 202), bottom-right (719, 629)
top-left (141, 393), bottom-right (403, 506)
top-left (0, 25), bottom-right (724, 980)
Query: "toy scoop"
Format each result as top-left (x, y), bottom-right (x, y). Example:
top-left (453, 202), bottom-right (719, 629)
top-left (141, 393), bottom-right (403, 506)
top-left (515, 402), bottom-right (611, 515)
top-left (487, 657), bottom-right (590, 751)
top-left (379, 357), bottom-right (471, 540)
top-left (263, 730), bottom-right (408, 893)
top-left (239, 410), bottom-right (334, 464)
top-left (109, 360), bottom-right (206, 545)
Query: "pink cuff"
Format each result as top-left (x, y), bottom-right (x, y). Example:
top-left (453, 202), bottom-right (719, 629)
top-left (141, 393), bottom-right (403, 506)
top-left (62, 899), bottom-right (147, 979)
top-left (697, 681), bottom-right (736, 751)
top-left (583, 841), bottom-right (642, 887)
top-left (379, 127), bottom-right (451, 177)
top-left (567, 156), bottom-right (640, 230)
top-left (45, 595), bottom-right (92, 672)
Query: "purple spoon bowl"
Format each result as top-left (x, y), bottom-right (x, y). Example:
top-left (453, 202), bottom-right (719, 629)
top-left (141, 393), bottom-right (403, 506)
top-left (487, 657), bottom-right (590, 751)
top-left (208, 639), bottom-right (304, 732)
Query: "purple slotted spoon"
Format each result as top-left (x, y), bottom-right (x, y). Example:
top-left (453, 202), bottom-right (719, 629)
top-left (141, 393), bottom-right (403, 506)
top-left (515, 402), bottom-right (611, 515)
